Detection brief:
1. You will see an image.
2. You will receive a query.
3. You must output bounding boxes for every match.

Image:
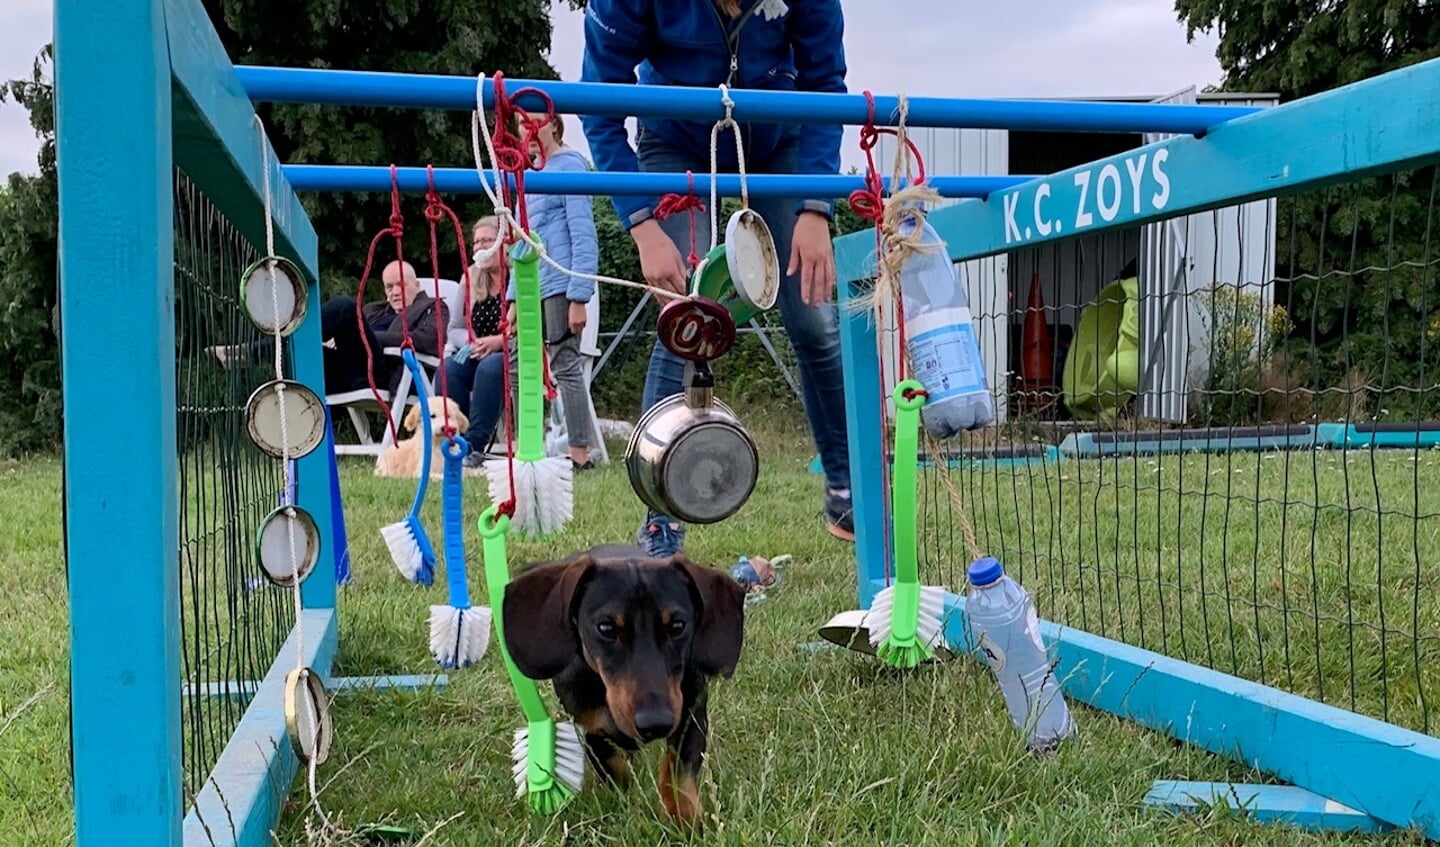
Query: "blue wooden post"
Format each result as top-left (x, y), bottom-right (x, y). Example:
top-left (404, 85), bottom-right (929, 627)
top-left (835, 261), bottom-right (889, 609)
top-left (56, 0), bottom-right (181, 844)
top-left (286, 245), bottom-right (335, 610)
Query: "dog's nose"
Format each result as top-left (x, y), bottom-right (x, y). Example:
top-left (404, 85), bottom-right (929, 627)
top-left (633, 707), bottom-right (674, 742)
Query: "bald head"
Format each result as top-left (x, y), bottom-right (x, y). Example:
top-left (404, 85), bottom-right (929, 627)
top-left (382, 260), bottom-right (420, 312)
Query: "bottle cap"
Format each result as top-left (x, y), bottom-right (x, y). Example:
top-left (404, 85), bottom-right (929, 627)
top-left (967, 556), bottom-right (1004, 587)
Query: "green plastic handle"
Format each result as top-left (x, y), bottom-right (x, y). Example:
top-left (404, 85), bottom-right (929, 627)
top-left (478, 506), bottom-right (554, 731)
top-left (510, 238), bottom-right (547, 463)
top-left (888, 379), bottom-right (927, 643)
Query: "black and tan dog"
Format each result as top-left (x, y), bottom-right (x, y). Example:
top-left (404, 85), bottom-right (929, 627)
top-left (502, 544), bottom-right (746, 828)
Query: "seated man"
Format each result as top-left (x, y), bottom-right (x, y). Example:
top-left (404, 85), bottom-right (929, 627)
top-left (212, 260), bottom-right (448, 397)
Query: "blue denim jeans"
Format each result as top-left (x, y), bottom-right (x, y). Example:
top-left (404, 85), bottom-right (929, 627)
top-left (437, 351), bottom-right (506, 454)
top-left (635, 122), bottom-right (852, 505)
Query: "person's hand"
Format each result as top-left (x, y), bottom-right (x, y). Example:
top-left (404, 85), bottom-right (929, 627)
top-left (631, 219), bottom-right (688, 300)
top-left (789, 211), bottom-right (837, 307)
top-left (471, 334), bottom-right (503, 358)
top-left (506, 302), bottom-right (516, 329)
top-left (567, 301), bottom-right (588, 335)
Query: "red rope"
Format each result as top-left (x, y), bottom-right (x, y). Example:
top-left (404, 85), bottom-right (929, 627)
top-left (488, 71), bottom-right (557, 237)
top-left (654, 170), bottom-right (706, 270)
top-left (486, 71), bottom-right (563, 518)
top-left (355, 166), bottom-right (407, 444)
top-left (425, 165), bottom-right (465, 439)
top-left (846, 91), bottom-right (932, 588)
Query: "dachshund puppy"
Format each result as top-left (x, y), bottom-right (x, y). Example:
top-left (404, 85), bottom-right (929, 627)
top-left (502, 544), bottom-right (746, 829)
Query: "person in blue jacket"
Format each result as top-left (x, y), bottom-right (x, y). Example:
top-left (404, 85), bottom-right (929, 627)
top-left (579, 0), bottom-right (855, 556)
top-left (506, 114), bottom-right (602, 471)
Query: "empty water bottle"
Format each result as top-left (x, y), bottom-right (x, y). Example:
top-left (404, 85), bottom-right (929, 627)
top-left (896, 211), bottom-right (995, 438)
top-left (965, 556), bottom-right (1075, 751)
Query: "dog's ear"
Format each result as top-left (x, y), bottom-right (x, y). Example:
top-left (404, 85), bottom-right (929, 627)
top-left (402, 403), bottom-right (421, 434)
top-left (501, 553), bottom-right (596, 680)
top-left (669, 555), bottom-right (746, 678)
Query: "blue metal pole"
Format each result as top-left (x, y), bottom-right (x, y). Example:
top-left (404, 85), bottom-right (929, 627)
top-left (282, 164), bottom-right (1033, 198)
top-left (234, 66), bottom-right (1261, 136)
top-left (57, 0), bottom-right (182, 843)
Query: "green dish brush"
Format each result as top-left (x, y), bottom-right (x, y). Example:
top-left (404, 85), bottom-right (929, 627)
top-left (866, 379), bottom-right (949, 668)
top-left (478, 504), bottom-right (585, 812)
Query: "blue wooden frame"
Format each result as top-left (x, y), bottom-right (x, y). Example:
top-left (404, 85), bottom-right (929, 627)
top-left (57, 0), bottom-right (181, 843)
top-left (835, 56), bottom-right (1440, 272)
top-left (833, 59), bottom-right (1440, 840)
top-left (60, 0), bottom-right (337, 843)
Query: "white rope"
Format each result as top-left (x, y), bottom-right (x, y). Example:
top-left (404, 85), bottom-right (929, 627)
top-left (467, 74), bottom-right (752, 301)
top-left (707, 84), bottom-right (749, 251)
top-left (255, 114), bottom-right (327, 811)
top-left (469, 74), bottom-right (675, 300)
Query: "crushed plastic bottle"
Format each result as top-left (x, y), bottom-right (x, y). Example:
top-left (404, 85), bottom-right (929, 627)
top-left (896, 211), bottom-right (995, 438)
top-left (965, 556), bottom-right (1076, 751)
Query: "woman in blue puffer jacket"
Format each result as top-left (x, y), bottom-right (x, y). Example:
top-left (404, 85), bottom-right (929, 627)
top-left (579, 0), bottom-right (854, 555)
top-left (506, 114), bottom-right (602, 471)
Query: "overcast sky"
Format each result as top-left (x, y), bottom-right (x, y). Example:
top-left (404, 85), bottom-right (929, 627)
top-left (0, 0), bottom-right (1227, 178)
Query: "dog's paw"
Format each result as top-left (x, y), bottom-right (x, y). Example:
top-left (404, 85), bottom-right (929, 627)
top-left (658, 752), bottom-right (703, 831)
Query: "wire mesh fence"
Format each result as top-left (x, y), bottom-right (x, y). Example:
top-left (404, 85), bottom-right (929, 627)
top-left (173, 168), bottom-right (293, 803)
top-left (874, 163), bottom-right (1440, 736)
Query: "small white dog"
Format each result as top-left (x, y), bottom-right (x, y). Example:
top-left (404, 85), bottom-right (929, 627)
top-left (374, 396), bottom-right (470, 479)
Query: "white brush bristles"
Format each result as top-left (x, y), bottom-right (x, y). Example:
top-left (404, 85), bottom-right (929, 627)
top-left (913, 585), bottom-right (949, 649)
top-left (381, 519), bottom-right (425, 582)
top-left (865, 585), bottom-right (896, 649)
top-left (428, 604), bottom-right (492, 669)
top-left (865, 584), bottom-right (949, 651)
top-left (485, 457), bottom-right (574, 537)
top-left (511, 720), bottom-right (586, 798)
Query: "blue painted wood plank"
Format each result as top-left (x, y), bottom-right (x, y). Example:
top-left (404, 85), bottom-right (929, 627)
top-left (163, 0), bottom-right (317, 282)
top-left (183, 673), bottom-right (448, 700)
top-left (835, 57), bottom-right (1440, 275)
top-left (835, 283), bottom-right (890, 605)
top-left (327, 674), bottom-right (450, 693)
top-left (1144, 780), bottom-right (1394, 835)
top-left (181, 609), bottom-right (339, 847)
top-left (877, 578), bottom-right (1440, 839)
top-left (288, 241), bottom-right (332, 612)
top-left (1058, 427), bottom-right (1321, 457)
top-left (322, 409), bottom-right (353, 586)
top-left (55, 0), bottom-right (182, 844)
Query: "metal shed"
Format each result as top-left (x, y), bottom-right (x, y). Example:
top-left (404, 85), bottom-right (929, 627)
top-left (872, 87), bottom-right (1281, 425)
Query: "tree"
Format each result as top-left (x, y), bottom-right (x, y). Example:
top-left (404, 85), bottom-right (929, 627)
top-left (0, 45), bottom-right (59, 457)
top-left (203, 0), bottom-right (574, 296)
top-left (1174, 0), bottom-right (1440, 416)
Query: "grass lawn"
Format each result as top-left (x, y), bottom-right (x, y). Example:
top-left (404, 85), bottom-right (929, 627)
top-left (1, 421), bottom-right (1435, 846)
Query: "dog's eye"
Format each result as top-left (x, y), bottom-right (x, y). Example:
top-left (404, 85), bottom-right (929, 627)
top-left (667, 619), bottom-right (687, 637)
top-left (596, 621), bottom-right (617, 639)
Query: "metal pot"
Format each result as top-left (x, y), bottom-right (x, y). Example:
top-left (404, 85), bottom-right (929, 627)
top-left (624, 368), bottom-right (759, 525)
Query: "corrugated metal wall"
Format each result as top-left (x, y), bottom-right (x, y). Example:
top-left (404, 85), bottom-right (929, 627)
top-left (1138, 92), bottom-right (1280, 424)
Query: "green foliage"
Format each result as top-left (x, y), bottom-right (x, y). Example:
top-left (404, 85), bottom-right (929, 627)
top-left (1193, 282), bottom-right (1293, 426)
top-left (0, 45), bottom-right (59, 457)
top-left (203, 0), bottom-right (569, 298)
top-left (1174, 0), bottom-right (1440, 418)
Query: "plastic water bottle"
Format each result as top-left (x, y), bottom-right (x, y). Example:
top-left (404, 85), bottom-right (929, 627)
top-left (965, 556), bottom-right (1076, 751)
top-left (897, 212), bottom-right (995, 438)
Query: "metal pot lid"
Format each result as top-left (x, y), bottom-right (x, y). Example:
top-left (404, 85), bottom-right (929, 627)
top-left (284, 666), bottom-right (333, 766)
top-left (724, 209), bottom-right (780, 312)
top-left (241, 255), bottom-right (308, 337)
top-left (655, 296), bottom-right (736, 362)
top-left (244, 379), bottom-right (327, 461)
top-left (254, 504), bottom-right (322, 588)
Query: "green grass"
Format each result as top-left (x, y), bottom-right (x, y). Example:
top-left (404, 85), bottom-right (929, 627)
top-left (1, 425), bottom-right (1437, 846)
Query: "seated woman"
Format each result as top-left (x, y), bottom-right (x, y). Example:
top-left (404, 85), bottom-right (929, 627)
top-left (437, 216), bottom-right (508, 469)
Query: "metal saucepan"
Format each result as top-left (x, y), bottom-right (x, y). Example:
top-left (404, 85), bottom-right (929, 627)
top-left (624, 364), bottom-right (759, 525)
